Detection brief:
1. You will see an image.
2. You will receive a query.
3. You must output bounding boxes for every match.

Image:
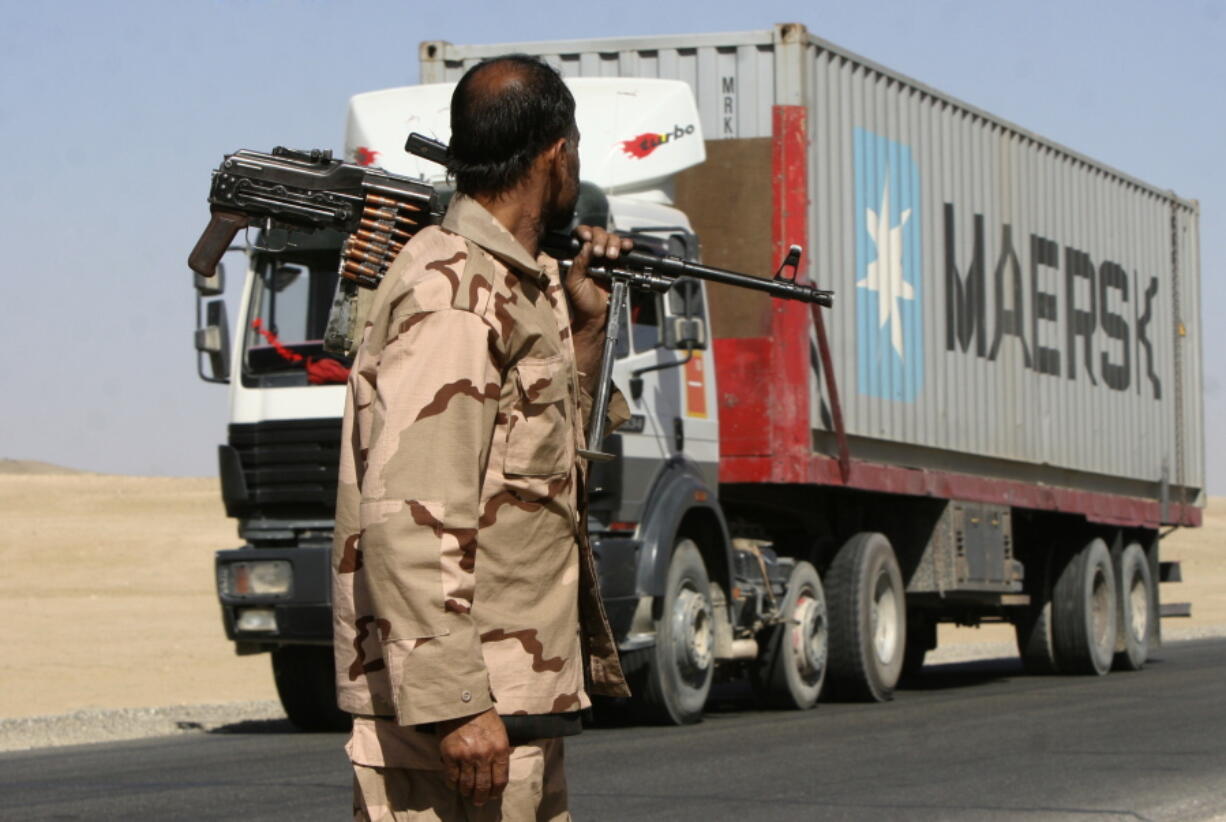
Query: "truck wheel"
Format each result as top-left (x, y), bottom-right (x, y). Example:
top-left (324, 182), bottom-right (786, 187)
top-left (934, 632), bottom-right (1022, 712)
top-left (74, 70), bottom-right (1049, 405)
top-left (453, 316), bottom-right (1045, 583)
top-left (631, 538), bottom-right (714, 725)
top-left (271, 646), bottom-right (352, 732)
top-left (1015, 547), bottom-right (1061, 674)
top-left (753, 561), bottom-right (827, 710)
top-left (1113, 542), bottom-right (1155, 671)
top-left (825, 533), bottom-right (906, 702)
top-left (1051, 537), bottom-right (1116, 676)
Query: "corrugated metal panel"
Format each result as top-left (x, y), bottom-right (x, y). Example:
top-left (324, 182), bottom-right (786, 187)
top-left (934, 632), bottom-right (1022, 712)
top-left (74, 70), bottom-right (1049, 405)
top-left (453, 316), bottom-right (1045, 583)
top-left (420, 25), bottom-right (1204, 495)
top-left (421, 33), bottom-right (778, 141)
top-left (808, 39), bottom-right (1197, 491)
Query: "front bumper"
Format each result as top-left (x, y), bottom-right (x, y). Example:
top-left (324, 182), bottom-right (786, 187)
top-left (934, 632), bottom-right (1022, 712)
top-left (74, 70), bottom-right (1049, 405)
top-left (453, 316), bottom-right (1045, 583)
top-left (217, 537), bottom-right (645, 647)
top-left (216, 546), bottom-right (332, 644)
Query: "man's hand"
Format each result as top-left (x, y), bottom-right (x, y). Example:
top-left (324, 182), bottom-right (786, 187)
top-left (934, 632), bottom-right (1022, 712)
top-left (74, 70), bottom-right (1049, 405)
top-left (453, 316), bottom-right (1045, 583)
top-left (437, 707), bottom-right (510, 807)
top-left (565, 225), bottom-right (634, 331)
top-left (566, 225), bottom-right (634, 392)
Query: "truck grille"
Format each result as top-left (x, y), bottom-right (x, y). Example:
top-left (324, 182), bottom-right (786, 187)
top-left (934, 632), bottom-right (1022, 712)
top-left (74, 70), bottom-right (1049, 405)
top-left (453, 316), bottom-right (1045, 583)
top-left (223, 419), bottom-right (342, 517)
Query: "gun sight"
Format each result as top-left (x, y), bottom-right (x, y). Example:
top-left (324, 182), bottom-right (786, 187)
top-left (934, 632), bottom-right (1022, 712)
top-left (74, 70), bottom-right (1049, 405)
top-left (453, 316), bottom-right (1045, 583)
top-left (272, 146), bottom-right (333, 164)
top-left (405, 133), bottom-right (448, 166)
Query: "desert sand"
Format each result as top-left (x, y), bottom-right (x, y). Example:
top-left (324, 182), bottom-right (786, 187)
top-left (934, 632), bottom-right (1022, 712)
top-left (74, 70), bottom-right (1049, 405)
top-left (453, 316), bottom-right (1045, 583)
top-left (0, 468), bottom-right (277, 719)
top-left (0, 463), bottom-right (1221, 721)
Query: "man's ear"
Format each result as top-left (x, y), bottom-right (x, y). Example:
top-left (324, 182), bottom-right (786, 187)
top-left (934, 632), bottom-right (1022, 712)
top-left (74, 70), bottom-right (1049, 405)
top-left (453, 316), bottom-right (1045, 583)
top-left (544, 136), bottom-right (569, 174)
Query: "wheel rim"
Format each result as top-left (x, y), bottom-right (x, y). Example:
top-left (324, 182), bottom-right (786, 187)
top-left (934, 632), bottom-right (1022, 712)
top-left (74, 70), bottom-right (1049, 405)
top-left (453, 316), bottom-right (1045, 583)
top-left (1129, 574), bottom-right (1149, 643)
top-left (671, 583), bottom-right (713, 682)
top-left (790, 590), bottom-right (827, 683)
top-left (1090, 566), bottom-right (1111, 651)
top-left (872, 570), bottom-right (899, 665)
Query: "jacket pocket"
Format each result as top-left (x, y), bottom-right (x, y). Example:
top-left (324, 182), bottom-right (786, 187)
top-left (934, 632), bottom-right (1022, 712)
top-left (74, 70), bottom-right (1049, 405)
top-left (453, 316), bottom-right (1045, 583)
top-left (504, 356), bottom-right (573, 477)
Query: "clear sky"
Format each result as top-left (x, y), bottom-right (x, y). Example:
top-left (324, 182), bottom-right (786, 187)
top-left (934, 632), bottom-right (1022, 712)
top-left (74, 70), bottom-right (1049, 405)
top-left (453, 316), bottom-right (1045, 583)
top-left (1, 0), bottom-right (1222, 493)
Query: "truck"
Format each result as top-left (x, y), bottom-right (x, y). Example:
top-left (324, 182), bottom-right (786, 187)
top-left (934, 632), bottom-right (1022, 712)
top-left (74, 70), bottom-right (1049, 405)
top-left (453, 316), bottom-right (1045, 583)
top-left (193, 24), bottom-right (1202, 730)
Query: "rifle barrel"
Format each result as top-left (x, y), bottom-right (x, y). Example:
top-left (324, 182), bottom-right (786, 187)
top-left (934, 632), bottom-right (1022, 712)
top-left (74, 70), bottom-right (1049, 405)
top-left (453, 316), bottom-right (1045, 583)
top-left (543, 234), bottom-right (833, 307)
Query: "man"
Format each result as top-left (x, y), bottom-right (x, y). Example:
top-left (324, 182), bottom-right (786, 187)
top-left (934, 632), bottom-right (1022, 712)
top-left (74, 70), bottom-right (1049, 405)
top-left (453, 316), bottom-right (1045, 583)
top-left (332, 54), bottom-right (632, 821)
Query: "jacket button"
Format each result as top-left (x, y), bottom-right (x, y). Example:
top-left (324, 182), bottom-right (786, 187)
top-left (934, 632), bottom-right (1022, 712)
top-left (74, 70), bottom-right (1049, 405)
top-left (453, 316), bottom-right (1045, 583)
top-left (461, 690), bottom-right (472, 703)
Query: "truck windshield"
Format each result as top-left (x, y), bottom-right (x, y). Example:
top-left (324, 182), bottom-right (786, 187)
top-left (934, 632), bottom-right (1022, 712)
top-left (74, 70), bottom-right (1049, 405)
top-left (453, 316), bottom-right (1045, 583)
top-left (242, 232), bottom-right (347, 387)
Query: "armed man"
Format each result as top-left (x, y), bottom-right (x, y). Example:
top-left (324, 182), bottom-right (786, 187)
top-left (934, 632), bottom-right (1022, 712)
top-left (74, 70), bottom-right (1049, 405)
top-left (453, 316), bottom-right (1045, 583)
top-left (332, 54), bottom-right (633, 821)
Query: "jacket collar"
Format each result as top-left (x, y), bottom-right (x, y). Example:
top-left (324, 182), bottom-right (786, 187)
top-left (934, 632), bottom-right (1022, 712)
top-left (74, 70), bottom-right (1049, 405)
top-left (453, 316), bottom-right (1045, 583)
top-left (441, 193), bottom-right (553, 288)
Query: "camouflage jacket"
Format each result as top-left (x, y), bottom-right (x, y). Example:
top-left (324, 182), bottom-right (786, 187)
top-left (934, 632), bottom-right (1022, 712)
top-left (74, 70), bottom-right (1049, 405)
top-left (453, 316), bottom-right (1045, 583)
top-left (332, 193), bottom-right (629, 731)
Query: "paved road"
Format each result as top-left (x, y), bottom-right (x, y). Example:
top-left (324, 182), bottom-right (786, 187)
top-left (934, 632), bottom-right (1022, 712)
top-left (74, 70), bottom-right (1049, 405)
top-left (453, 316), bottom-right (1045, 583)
top-left (4, 639), bottom-right (1225, 821)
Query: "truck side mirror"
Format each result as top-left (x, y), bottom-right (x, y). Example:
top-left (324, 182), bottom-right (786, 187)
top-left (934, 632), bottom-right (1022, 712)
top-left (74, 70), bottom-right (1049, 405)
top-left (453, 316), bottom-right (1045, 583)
top-left (666, 316), bottom-right (707, 350)
top-left (195, 262), bottom-right (225, 298)
top-left (196, 299), bottom-right (231, 383)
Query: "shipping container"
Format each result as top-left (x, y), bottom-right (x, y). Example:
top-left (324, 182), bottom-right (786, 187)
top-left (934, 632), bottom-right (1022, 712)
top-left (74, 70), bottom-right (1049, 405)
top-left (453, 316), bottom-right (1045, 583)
top-left (421, 23), bottom-right (1204, 526)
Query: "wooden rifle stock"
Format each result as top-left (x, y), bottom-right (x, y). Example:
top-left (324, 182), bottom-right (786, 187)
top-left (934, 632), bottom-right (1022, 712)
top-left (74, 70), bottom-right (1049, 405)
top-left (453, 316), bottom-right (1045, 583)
top-left (189, 208), bottom-right (250, 278)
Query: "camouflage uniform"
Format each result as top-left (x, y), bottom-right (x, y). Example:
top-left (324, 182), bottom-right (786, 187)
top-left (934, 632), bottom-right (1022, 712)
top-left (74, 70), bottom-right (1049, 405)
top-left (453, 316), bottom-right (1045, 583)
top-left (333, 193), bottom-right (629, 820)
top-left (349, 730), bottom-right (568, 822)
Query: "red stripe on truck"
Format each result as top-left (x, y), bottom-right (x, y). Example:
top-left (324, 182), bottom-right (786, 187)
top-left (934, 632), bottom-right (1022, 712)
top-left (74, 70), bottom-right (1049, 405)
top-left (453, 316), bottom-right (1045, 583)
top-left (769, 105), bottom-right (812, 473)
top-left (719, 453), bottom-right (1200, 529)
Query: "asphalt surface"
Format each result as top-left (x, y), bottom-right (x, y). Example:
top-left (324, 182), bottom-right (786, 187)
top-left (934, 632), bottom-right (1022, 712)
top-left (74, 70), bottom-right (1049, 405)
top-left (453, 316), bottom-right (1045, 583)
top-left (3, 639), bottom-right (1225, 822)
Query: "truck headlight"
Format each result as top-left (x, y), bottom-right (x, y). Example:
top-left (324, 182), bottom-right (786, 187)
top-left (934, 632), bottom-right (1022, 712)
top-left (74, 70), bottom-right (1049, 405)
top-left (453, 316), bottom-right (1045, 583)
top-left (219, 560), bottom-right (293, 597)
top-left (235, 607), bottom-right (277, 632)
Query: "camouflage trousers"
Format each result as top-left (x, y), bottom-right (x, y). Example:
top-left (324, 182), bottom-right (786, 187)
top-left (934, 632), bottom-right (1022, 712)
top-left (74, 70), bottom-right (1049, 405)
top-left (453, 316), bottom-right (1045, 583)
top-left (352, 738), bottom-right (570, 822)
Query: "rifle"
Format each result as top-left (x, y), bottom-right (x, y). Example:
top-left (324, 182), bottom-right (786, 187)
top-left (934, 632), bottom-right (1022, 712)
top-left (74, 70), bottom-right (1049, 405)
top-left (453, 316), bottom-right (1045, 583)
top-left (535, 234), bottom-right (832, 460)
top-left (188, 134), bottom-right (836, 460)
top-left (188, 146), bottom-right (437, 279)
top-left (187, 145), bottom-right (439, 356)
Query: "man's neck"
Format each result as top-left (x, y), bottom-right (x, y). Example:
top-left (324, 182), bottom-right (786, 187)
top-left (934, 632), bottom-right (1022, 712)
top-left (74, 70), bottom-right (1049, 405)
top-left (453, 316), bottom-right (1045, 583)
top-left (472, 188), bottom-right (545, 259)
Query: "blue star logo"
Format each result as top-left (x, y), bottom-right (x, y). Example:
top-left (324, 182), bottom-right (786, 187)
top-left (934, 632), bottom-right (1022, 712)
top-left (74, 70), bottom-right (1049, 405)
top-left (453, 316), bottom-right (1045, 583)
top-left (854, 128), bottom-right (924, 402)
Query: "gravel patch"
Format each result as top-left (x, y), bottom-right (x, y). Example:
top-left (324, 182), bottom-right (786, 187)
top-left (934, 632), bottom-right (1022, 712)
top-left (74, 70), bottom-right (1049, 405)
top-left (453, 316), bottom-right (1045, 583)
top-left (923, 623), bottom-right (1226, 666)
top-left (926, 641), bottom-right (1017, 665)
top-left (1163, 623), bottom-right (1226, 642)
top-left (5, 629), bottom-right (1224, 754)
top-left (0, 701), bottom-right (289, 753)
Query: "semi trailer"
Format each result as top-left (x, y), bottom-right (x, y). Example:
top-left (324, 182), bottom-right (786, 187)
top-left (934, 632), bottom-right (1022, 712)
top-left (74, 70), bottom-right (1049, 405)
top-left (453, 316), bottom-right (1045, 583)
top-left (193, 24), bottom-right (1202, 729)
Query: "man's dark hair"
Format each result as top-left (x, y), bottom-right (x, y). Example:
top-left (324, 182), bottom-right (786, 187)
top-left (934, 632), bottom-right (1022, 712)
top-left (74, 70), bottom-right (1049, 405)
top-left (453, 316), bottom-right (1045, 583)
top-left (448, 54), bottom-right (576, 195)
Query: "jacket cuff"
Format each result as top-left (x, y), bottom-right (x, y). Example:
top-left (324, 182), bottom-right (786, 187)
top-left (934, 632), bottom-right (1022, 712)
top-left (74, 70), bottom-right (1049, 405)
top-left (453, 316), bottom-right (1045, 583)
top-left (383, 632), bottom-right (494, 727)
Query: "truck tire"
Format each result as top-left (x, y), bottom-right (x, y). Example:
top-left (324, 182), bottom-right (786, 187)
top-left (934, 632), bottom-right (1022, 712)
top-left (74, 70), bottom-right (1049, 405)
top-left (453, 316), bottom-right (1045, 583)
top-left (1113, 542), bottom-right (1155, 671)
top-left (629, 538), bottom-right (714, 725)
top-left (753, 561), bottom-right (827, 710)
top-left (271, 646), bottom-right (352, 732)
top-left (1015, 547), bottom-right (1061, 674)
top-left (1051, 537), bottom-right (1116, 676)
top-left (825, 533), bottom-right (906, 702)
